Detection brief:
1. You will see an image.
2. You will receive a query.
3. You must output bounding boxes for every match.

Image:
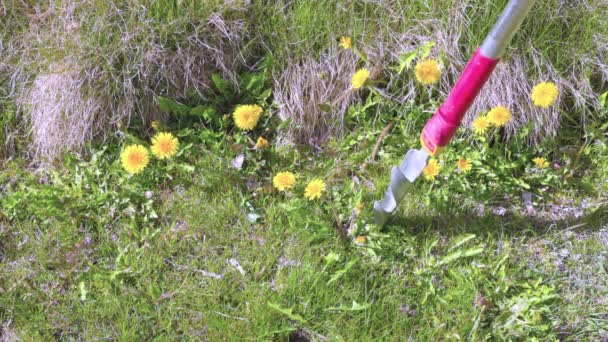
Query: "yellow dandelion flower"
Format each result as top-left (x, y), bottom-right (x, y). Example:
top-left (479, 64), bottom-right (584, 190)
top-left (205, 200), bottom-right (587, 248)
top-left (354, 235), bottom-right (367, 245)
top-left (487, 106), bottom-right (512, 127)
top-left (415, 59), bottom-right (441, 85)
top-left (456, 156), bottom-right (472, 173)
top-left (273, 171), bottom-right (296, 192)
top-left (233, 104), bottom-right (263, 130)
top-left (121, 144), bottom-right (149, 174)
top-left (255, 136), bottom-right (269, 149)
top-left (304, 179), bottom-right (326, 200)
top-left (356, 202), bottom-right (364, 212)
top-left (531, 82), bottom-right (559, 108)
top-left (532, 157), bottom-right (550, 169)
top-left (151, 120), bottom-right (161, 130)
top-left (339, 36), bottom-right (352, 49)
top-left (151, 132), bottom-right (179, 159)
top-left (423, 158), bottom-right (441, 181)
top-left (352, 68), bottom-right (370, 90)
top-left (472, 116), bottom-right (491, 135)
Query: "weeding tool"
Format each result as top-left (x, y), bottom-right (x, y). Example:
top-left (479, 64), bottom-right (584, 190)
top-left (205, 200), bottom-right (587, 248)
top-left (374, 0), bottom-right (537, 227)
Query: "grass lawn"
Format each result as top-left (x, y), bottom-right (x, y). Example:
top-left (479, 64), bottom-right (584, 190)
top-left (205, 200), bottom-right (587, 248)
top-left (1, 114), bottom-right (607, 340)
top-left (1, 1), bottom-right (608, 340)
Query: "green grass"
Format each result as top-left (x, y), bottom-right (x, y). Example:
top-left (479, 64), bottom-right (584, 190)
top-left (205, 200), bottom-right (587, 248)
top-left (1, 122), bottom-right (607, 340)
top-left (1, 0), bottom-right (607, 339)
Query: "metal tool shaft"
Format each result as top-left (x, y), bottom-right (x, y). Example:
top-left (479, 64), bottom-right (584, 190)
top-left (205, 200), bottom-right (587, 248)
top-left (481, 0), bottom-right (537, 59)
top-left (373, 0), bottom-right (536, 227)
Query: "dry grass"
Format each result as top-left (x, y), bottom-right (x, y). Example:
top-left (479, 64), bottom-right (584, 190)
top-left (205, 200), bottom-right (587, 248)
top-left (1, 0), bottom-right (250, 160)
top-left (23, 64), bottom-right (101, 158)
top-left (358, 0), bottom-right (608, 141)
top-left (271, 0), bottom-right (608, 146)
top-left (0, 320), bottom-right (18, 342)
top-left (274, 50), bottom-right (359, 147)
top-left (1, 0), bottom-right (607, 157)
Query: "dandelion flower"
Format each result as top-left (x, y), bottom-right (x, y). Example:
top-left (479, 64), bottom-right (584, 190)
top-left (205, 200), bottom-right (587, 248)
top-left (121, 145), bottom-right (149, 174)
top-left (532, 157), bottom-right (550, 169)
top-left (151, 120), bottom-right (161, 130)
top-left (487, 106), bottom-right (512, 127)
top-left (531, 82), bottom-right (559, 108)
top-left (304, 179), bottom-right (326, 200)
top-left (353, 202), bottom-right (364, 216)
top-left (352, 68), bottom-right (370, 90)
top-left (415, 59), bottom-right (441, 85)
top-left (423, 158), bottom-right (441, 181)
top-left (354, 235), bottom-right (367, 245)
top-left (456, 157), bottom-right (472, 173)
top-left (339, 36), bottom-right (352, 49)
top-left (233, 104), bottom-right (263, 130)
top-left (151, 132), bottom-right (179, 159)
top-left (472, 116), bottom-right (491, 135)
top-left (273, 171), bottom-right (296, 192)
top-left (255, 136), bottom-right (269, 149)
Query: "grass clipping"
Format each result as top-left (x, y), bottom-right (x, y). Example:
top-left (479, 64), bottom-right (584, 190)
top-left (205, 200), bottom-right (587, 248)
top-left (24, 64), bottom-right (101, 158)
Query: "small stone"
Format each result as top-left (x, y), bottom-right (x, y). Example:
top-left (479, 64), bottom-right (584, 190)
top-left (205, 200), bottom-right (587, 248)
top-left (493, 207), bottom-right (507, 216)
top-left (278, 256), bottom-right (296, 268)
top-left (399, 305), bottom-right (417, 317)
top-left (231, 154), bottom-right (245, 170)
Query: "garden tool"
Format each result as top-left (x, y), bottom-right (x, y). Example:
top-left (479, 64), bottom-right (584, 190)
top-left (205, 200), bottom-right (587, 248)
top-left (374, 0), bottom-right (537, 227)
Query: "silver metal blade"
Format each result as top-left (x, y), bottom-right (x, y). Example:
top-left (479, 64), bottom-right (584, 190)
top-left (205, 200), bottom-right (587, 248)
top-left (374, 148), bottom-right (429, 227)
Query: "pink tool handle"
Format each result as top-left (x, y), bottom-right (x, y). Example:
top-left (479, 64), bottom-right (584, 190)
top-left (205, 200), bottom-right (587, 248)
top-left (421, 48), bottom-right (499, 155)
